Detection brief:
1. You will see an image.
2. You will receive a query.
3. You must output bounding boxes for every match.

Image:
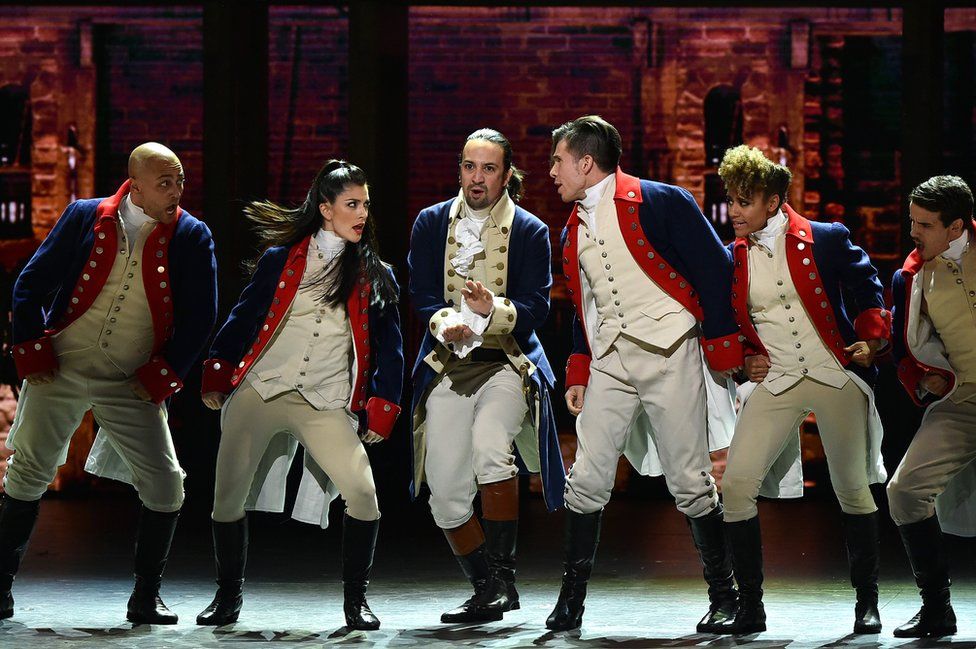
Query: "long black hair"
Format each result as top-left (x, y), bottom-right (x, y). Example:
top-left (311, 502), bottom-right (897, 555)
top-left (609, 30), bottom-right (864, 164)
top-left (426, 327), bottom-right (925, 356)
top-left (243, 159), bottom-right (398, 308)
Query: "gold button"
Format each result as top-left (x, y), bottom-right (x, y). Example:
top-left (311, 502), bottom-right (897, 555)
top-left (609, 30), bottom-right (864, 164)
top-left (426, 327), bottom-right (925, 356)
top-left (494, 278), bottom-right (503, 286)
top-left (448, 284), bottom-right (455, 291)
top-left (499, 245), bottom-right (507, 252)
top-left (496, 262), bottom-right (504, 270)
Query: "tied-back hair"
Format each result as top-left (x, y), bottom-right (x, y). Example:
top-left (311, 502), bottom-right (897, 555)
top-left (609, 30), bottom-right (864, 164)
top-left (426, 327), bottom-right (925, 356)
top-left (243, 159), bottom-right (398, 308)
top-left (463, 128), bottom-right (526, 202)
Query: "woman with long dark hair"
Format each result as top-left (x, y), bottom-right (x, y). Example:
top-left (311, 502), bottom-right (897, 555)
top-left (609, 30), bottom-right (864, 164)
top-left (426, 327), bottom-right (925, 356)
top-left (195, 160), bottom-right (403, 630)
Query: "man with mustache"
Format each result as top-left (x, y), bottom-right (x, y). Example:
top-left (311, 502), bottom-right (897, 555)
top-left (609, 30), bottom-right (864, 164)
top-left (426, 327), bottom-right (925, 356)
top-left (408, 128), bottom-right (564, 623)
top-left (0, 142), bottom-right (217, 624)
top-left (546, 115), bottom-right (742, 633)
top-left (887, 175), bottom-right (976, 638)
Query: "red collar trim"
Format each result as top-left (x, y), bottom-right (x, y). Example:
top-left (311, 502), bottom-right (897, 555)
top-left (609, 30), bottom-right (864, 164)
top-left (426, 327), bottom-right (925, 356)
top-left (96, 179), bottom-right (184, 227)
top-left (613, 168), bottom-right (641, 203)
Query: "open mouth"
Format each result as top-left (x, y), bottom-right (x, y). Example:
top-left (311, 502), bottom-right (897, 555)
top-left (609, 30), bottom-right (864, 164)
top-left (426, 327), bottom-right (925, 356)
top-left (166, 205), bottom-right (177, 215)
top-left (352, 224), bottom-right (364, 235)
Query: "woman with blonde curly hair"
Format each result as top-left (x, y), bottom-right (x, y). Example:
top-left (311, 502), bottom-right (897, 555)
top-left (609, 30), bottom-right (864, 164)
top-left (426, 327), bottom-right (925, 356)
top-left (716, 145), bottom-right (890, 635)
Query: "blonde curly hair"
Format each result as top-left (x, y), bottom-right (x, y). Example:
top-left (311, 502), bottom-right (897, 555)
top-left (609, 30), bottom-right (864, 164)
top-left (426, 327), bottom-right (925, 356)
top-left (717, 145), bottom-right (792, 205)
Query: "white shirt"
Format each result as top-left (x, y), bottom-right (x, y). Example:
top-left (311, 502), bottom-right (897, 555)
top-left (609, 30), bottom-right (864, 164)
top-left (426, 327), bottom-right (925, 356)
top-left (749, 209), bottom-right (788, 253)
top-left (941, 230), bottom-right (970, 265)
top-left (119, 195), bottom-right (156, 253)
top-left (576, 174), bottom-right (614, 236)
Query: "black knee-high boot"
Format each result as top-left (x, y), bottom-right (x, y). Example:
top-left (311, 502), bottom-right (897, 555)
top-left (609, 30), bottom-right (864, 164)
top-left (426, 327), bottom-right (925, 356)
top-left (196, 517), bottom-right (248, 626)
top-left (126, 506), bottom-right (180, 625)
top-left (842, 512), bottom-right (881, 634)
top-left (545, 509), bottom-right (602, 632)
top-left (480, 478), bottom-right (520, 615)
top-left (687, 507), bottom-right (737, 633)
top-left (715, 516), bottom-right (765, 635)
top-left (0, 495), bottom-right (41, 620)
top-left (342, 514), bottom-right (380, 630)
top-left (893, 515), bottom-right (956, 638)
top-left (440, 516), bottom-right (499, 623)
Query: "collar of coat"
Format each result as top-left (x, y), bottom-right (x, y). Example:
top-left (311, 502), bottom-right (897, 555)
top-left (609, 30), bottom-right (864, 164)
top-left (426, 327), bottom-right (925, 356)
top-left (448, 188), bottom-right (516, 233)
top-left (732, 203), bottom-right (813, 254)
top-left (96, 179), bottom-right (183, 230)
top-left (565, 167), bottom-right (640, 227)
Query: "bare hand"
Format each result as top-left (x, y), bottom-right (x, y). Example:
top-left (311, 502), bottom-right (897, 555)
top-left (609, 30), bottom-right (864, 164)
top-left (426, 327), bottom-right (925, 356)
top-left (442, 324), bottom-right (474, 343)
top-left (361, 430), bottom-right (384, 444)
top-left (920, 372), bottom-right (950, 397)
top-left (709, 448), bottom-right (728, 493)
top-left (744, 355), bottom-right (771, 383)
top-left (843, 339), bottom-right (885, 368)
top-left (565, 385), bottom-right (585, 416)
top-left (25, 369), bottom-right (57, 385)
top-left (202, 391), bottom-right (227, 410)
top-left (132, 380), bottom-right (153, 402)
top-left (461, 280), bottom-right (494, 317)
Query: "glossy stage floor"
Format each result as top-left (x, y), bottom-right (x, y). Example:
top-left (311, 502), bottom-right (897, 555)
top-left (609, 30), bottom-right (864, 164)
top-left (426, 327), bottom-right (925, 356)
top-left (2, 493), bottom-right (974, 649)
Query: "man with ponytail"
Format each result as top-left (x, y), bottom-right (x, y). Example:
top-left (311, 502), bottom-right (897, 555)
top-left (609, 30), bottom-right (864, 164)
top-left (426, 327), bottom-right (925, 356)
top-left (409, 129), bottom-right (564, 624)
top-left (198, 160), bottom-right (403, 630)
top-left (1, 142), bottom-right (217, 623)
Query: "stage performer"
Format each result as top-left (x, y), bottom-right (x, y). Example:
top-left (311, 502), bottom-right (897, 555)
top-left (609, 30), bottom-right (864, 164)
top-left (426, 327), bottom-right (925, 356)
top-left (0, 142), bottom-right (217, 624)
top-left (717, 144), bottom-right (889, 635)
top-left (408, 128), bottom-right (564, 624)
top-left (546, 115), bottom-right (742, 633)
top-left (887, 175), bottom-right (976, 638)
top-left (196, 160), bottom-right (403, 631)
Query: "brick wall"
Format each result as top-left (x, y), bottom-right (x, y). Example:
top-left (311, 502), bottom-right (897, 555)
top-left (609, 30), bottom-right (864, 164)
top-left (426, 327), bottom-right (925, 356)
top-left (97, 15), bottom-right (204, 210)
top-left (268, 7), bottom-right (349, 207)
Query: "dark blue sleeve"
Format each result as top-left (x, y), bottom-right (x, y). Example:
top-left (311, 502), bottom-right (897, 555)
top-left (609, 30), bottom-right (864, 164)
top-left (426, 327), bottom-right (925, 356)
top-left (508, 218), bottom-right (551, 334)
top-left (664, 187), bottom-right (738, 340)
top-left (890, 269), bottom-right (908, 364)
top-left (407, 208), bottom-right (448, 325)
top-left (166, 221), bottom-right (218, 379)
top-left (209, 249), bottom-right (282, 366)
top-left (368, 269), bottom-right (404, 405)
top-left (830, 222), bottom-right (885, 315)
top-left (12, 201), bottom-right (87, 343)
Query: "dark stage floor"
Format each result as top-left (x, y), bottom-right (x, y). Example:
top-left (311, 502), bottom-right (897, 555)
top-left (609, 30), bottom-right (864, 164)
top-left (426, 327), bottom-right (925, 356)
top-left (2, 493), bottom-right (974, 648)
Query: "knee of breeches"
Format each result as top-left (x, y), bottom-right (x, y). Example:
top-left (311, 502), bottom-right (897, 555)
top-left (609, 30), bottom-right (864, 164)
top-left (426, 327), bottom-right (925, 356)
top-left (342, 482), bottom-right (378, 516)
top-left (137, 470), bottom-right (184, 513)
top-left (719, 473), bottom-right (760, 512)
top-left (472, 432), bottom-right (514, 471)
top-left (886, 477), bottom-right (929, 520)
top-left (3, 456), bottom-right (56, 502)
top-left (428, 492), bottom-right (475, 530)
top-left (834, 485), bottom-right (877, 515)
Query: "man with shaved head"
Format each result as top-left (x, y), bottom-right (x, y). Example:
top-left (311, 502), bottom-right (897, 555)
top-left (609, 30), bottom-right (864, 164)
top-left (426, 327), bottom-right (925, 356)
top-left (0, 142), bottom-right (217, 624)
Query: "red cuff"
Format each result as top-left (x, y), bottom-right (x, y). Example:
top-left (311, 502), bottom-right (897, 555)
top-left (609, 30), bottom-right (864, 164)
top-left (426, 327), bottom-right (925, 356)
top-left (135, 356), bottom-right (183, 404)
top-left (566, 353), bottom-right (591, 388)
top-left (854, 308), bottom-right (892, 342)
top-left (13, 336), bottom-right (59, 379)
top-left (897, 357), bottom-right (953, 406)
top-left (365, 397), bottom-right (401, 439)
top-left (702, 332), bottom-right (745, 372)
top-left (201, 358), bottom-right (234, 396)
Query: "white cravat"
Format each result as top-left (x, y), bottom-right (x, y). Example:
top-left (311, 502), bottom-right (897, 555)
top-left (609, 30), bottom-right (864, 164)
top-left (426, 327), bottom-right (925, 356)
top-left (576, 173), bottom-right (613, 237)
top-left (749, 209), bottom-right (788, 253)
top-left (940, 231), bottom-right (970, 265)
top-left (119, 195), bottom-right (156, 252)
top-left (314, 228), bottom-right (347, 263)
